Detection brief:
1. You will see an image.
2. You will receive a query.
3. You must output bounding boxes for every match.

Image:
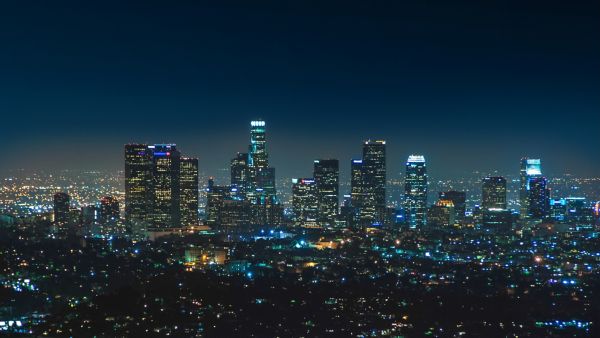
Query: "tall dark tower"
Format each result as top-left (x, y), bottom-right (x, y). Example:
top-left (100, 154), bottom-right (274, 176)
top-left (53, 192), bottom-right (70, 225)
top-left (230, 152), bottom-right (249, 198)
top-left (350, 159), bottom-right (365, 226)
top-left (482, 176), bottom-right (507, 210)
top-left (149, 144), bottom-right (181, 229)
top-left (362, 140), bottom-right (386, 225)
top-left (180, 157), bottom-right (199, 226)
top-left (314, 159), bottom-right (339, 227)
top-left (99, 196), bottom-right (119, 224)
top-left (405, 155), bottom-right (427, 229)
top-left (439, 191), bottom-right (466, 225)
top-left (529, 176), bottom-right (550, 218)
top-left (124, 144), bottom-right (152, 225)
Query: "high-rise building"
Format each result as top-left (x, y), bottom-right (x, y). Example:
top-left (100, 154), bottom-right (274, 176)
top-left (427, 199), bottom-right (455, 228)
top-left (124, 144), bottom-right (152, 224)
top-left (439, 191), bottom-right (466, 225)
top-left (99, 196), bottom-right (119, 224)
top-left (520, 158), bottom-right (542, 218)
top-left (482, 176), bottom-right (507, 210)
top-left (482, 209), bottom-right (513, 233)
top-left (350, 159), bottom-right (365, 226)
top-left (313, 159), bottom-right (339, 227)
top-left (528, 176), bottom-right (550, 218)
top-left (230, 152), bottom-right (249, 198)
top-left (53, 192), bottom-right (70, 225)
top-left (244, 120), bottom-right (281, 225)
top-left (291, 178), bottom-right (319, 227)
top-left (362, 140), bottom-right (386, 225)
top-left (405, 155), bottom-right (427, 229)
top-left (248, 120), bottom-right (268, 170)
top-left (206, 178), bottom-right (229, 226)
top-left (180, 157), bottom-right (199, 226)
top-left (149, 144), bottom-right (181, 229)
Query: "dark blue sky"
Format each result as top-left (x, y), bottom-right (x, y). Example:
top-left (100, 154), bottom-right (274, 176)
top-left (2, 0), bottom-right (599, 179)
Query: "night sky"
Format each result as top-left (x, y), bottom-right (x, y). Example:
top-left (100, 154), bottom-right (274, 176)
top-left (2, 0), bottom-right (599, 179)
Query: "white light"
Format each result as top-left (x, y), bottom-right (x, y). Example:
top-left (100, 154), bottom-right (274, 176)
top-left (408, 155), bottom-right (425, 163)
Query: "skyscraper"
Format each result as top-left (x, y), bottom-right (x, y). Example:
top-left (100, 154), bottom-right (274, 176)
top-left (350, 159), bottom-right (365, 226)
top-left (362, 140), bottom-right (386, 225)
top-left (124, 144), bottom-right (152, 224)
top-left (427, 199), bottom-right (455, 228)
top-left (149, 144), bottom-right (181, 229)
top-left (528, 176), bottom-right (550, 218)
top-left (313, 159), bottom-right (339, 227)
top-left (405, 155), bottom-right (427, 229)
top-left (230, 152), bottom-right (249, 198)
top-left (439, 191), bottom-right (466, 225)
top-left (180, 157), bottom-right (199, 226)
top-left (206, 178), bottom-right (229, 226)
top-left (245, 120), bottom-right (281, 226)
top-left (248, 120), bottom-right (268, 169)
top-left (53, 192), bottom-right (70, 225)
top-left (520, 158), bottom-right (542, 218)
top-left (291, 178), bottom-right (319, 227)
top-left (482, 176), bottom-right (507, 210)
top-left (99, 196), bottom-right (119, 224)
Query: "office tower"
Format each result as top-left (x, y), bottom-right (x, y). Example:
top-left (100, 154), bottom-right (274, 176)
top-left (350, 159), bottom-right (365, 226)
top-left (99, 196), bottom-right (119, 224)
top-left (339, 194), bottom-right (354, 227)
top-left (180, 157), bottom-right (199, 226)
top-left (248, 120), bottom-right (268, 169)
top-left (427, 199), bottom-right (455, 228)
top-left (550, 198), bottom-right (567, 222)
top-left (255, 167), bottom-right (276, 197)
top-left (148, 144), bottom-right (181, 228)
top-left (53, 192), bottom-right (70, 225)
top-left (206, 178), bottom-right (229, 226)
top-left (439, 191), bottom-right (466, 225)
top-left (244, 120), bottom-right (281, 225)
top-left (125, 144), bottom-right (152, 224)
top-left (482, 209), bottom-right (513, 233)
top-left (231, 152), bottom-right (249, 198)
top-left (220, 199), bottom-right (251, 229)
top-left (528, 176), bottom-right (550, 218)
top-left (520, 158), bottom-right (542, 218)
top-left (482, 176), bottom-right (507, 210)
top-left (362, 140), bottom-right (386, 225)
top-left (291, 178), bottom-right (319, 227)
top-left (313, 159), bottom-right (339, 227)
top-left (405, 155), bottom-right (427, 229)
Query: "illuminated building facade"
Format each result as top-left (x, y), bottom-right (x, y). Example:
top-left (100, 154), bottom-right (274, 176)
top-left (405, 155), bottom-right (427, 229)
top-left (180, 157), bottom-right (199, 226)
top-left (482, 176), bottom-right (507, 210)
top-left (230, 152), bottom-right (249, 198)
top-left (206, 178), bottom-right (229, 226)
top-left (439, 190), bottom-right (466, 225)
top-left (362, 140), bottom-right (386, 225)
top-left (313, 159), bottom-right (339, 227)
top-left (149, 144), bottom-right (181, 229)
top-left (124, 144), bottom-right (152, 224)
top-left (528, 176), bottom-right (550, 218)
top-left (520, 158), bottom-right (542, 218)
top-left (99, 196), bottom-right (119, 224)
top-left (427, 199), bottom-right (455, 228)
top-left (53, 192), bottom-right (70, 225)
top-left (291, 178), bottom-right (319, 227)
top-left (350, 159), bottom-right (365, 226)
